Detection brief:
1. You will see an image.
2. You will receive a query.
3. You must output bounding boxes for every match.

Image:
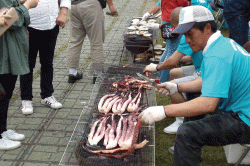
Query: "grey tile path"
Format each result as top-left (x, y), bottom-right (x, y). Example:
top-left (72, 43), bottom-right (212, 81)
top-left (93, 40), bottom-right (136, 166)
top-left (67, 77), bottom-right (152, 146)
top-left (0, 0), bottom-right (156, 165)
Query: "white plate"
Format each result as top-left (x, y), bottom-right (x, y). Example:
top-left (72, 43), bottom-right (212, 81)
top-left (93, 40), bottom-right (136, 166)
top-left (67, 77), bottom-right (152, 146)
top-left (148, 19), bottom-right (156, 23)
top-left (140, 21), bottom-right (147, 25)
top-left (139, 27), bottom-right (149, 31)
top-left (143, 33), bottom-right (152, 37)
top-left (132, 19), bottom-right (140, 23)
top-left (154, 44), bottom-right (162, 50)
top-left (128, 26), bottom-right (136, 30)
top-left (128, 31), bottom-right (136, 34)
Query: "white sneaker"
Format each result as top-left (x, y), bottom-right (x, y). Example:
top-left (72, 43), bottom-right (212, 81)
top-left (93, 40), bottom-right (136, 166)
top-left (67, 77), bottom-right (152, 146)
top-left (41, 96), bottom-right (62, 109)
top-left (169, 146), bottom-right (174, 155)
top-left (21, 100), bottom-right (33, 115)
top-left (1, 130), bottom-right (25, 141)
top-left (163, 117), bottom-right (184, 134)
top-left (0, 137), bottom-right (21, 150)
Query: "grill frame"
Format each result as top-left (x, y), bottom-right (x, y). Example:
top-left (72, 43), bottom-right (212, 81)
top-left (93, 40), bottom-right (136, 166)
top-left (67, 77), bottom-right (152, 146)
top-left (60, 64), bottom-right (156, 166)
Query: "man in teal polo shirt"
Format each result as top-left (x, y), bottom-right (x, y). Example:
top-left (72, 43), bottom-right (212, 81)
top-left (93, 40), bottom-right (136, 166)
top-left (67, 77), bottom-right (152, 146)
top-left (144, 0), bottom-right (213, 134)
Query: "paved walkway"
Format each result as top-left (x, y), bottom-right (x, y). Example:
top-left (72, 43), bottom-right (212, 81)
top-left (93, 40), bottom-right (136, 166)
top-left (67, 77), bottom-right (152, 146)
top-left (0, 0), bottom-right (156, 165)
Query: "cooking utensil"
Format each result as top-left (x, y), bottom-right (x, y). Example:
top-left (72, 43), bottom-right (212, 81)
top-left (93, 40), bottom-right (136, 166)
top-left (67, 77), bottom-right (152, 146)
top-left (136, 73), bottom-right (161, 90)
top-left (154, 12), bottom-right (162, 18)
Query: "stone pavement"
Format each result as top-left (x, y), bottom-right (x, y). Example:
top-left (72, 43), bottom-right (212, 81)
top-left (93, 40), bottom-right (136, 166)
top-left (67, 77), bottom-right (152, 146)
top-left (0, 0), bottom-right (157, 165)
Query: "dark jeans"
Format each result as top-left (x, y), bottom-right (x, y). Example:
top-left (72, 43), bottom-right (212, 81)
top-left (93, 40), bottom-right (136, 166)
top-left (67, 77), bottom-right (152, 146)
top-left (20, 25), bottom-right (59, 100)
top-left (173, 111), bottom-right (250, 166)
top-left (223, 0), bottom-right (250, 46)
top-left (0, 74), bottom-right (18, 138)
top-left (224, 14), bottom-right (250, 46)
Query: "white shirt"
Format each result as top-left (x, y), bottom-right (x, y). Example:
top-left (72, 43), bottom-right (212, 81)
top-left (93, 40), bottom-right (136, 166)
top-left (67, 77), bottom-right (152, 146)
top-left (28, 0), bottom-right (71, 30)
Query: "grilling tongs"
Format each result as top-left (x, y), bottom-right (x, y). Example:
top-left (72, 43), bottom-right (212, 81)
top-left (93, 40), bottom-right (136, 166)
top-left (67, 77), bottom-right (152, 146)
top-left (136, 73), bottom-right (163, 90)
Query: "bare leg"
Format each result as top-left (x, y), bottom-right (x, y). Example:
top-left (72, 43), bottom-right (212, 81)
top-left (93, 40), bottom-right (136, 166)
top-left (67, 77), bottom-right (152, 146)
top-left (164, 68), bottom-right (185, 134)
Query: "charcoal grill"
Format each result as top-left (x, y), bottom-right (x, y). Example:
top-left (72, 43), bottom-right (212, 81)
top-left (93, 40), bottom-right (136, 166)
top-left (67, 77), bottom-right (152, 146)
top-left (122, 17), bottom-right (157, 63)
top-left (124, 33), bottom-right (153, 54)
top-left (75, 65), bottom-right (154, 166)
top-left (60, 64), bottom-right (156, 166)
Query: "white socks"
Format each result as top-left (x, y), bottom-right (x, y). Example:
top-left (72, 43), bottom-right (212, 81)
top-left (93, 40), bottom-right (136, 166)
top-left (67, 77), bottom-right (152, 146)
top-left (69, 68), bottom-right (77, 76)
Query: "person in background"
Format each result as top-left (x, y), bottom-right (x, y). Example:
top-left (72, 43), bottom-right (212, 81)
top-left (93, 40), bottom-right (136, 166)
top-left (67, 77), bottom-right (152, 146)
top-left (147, 0), bottom-right (190, 84)
top-left (67, 0), bottom-right (117, 84)
top-left (223, 0), bottom-right (250, 46)
top-left (144, 7), bottom-right (202, 135)
top-left (140, 6), bottom-right (250, 165)
top-left (19, 0), bottom-right (71, 115)
top-left (0, 0), bottom-right (39, 150)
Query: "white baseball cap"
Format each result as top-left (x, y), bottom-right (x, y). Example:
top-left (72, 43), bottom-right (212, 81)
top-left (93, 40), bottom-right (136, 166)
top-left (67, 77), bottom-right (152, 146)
top-left (173, 5), bottom-right (215, 34)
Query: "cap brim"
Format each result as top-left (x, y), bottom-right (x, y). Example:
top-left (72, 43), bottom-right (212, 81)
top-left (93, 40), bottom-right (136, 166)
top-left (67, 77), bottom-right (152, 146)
top-left (172, 22), bottom-right (195, 34)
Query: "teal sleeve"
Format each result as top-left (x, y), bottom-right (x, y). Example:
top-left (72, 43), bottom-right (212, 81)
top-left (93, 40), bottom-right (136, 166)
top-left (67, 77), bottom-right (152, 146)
top-left (157, 0), bottom-right (161, 6)
top-left (177, 36), bottom-right (193, 56)
top-left (201, 56), bottom-right (231, 98)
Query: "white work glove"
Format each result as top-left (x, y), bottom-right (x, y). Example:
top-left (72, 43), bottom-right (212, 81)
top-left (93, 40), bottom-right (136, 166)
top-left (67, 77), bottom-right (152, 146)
top-left (156, 82), bottom-right (178, 96)
top-left (142, 12), bottom-right (151, 21)
top-left (139, 106), bottom-right (166, 125)
top-left (146, 23), bottom-right (160, 30)
top-left (143, 63), bottom-right (158, 72)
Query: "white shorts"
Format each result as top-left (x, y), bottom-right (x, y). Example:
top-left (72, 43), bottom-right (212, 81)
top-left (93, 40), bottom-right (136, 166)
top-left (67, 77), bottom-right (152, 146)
top-left (174, 65), bottom-right (201, 84)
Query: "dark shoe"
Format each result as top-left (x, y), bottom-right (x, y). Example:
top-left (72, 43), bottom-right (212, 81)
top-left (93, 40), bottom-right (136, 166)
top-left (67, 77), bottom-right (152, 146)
top-left (68, 72), bottom-right (83, 83)
top-left (93, 76), bottom-right (97, 84)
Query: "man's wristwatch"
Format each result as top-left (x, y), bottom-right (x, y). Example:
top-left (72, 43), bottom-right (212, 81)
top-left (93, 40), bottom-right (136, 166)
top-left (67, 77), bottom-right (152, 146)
top-left (156, 64), bottom-right (160, 71)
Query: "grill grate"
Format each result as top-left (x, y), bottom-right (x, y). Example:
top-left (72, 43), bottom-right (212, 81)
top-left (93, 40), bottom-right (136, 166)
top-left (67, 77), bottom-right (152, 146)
top-left (60, 64), bottom-right (156, 166)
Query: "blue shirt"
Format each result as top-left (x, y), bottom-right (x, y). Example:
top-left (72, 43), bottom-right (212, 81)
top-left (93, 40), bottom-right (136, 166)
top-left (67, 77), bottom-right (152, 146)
top-left (201, 33), bottom-right (250, 127)
top-left (177, 36), bottom-right (203, 71)
top-left (191, 0), bottom-right (214, 13)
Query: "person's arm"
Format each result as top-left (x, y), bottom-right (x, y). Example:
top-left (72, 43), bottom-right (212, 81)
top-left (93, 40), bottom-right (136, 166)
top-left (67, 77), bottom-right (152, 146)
top-left (8, 0), bottom-right (38, 29)
top-left (139, 96), bottom-right (220, 125)
top-left (157, 50), bottom-right (185, 70)
top-left (142, 2), bottom-right (161, 21)
top-left (148, 5), bottom-right (161, 15)
top-left (178, 77), bottom-right (202, 93)
top-left (106, 0), bottom-right (117, 16)
top-left (0, 14), bottom-right (12, 27)
top-left (156, 78), bottom-right (202, 96)
top-left (165, 96), bottom-right (219, 117)
top-left (56, 0), bottom-right (71, 28)
top-left (56, 7), bottom-right (68, 28)
top-left (143, 50), bottom-right (185, 72)
top-left (179, 55), bottom-right (192, 63)
top-left (23, 0), bottom-right (39, 10)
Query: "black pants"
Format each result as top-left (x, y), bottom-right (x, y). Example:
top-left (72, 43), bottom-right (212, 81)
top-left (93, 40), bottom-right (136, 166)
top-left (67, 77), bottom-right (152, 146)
top-left (173, 111), bottom-right (250, 166)
top-left (20, 25), bottom-right (59, 100)
top-left (0, 74), bottom-right (18, 138)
